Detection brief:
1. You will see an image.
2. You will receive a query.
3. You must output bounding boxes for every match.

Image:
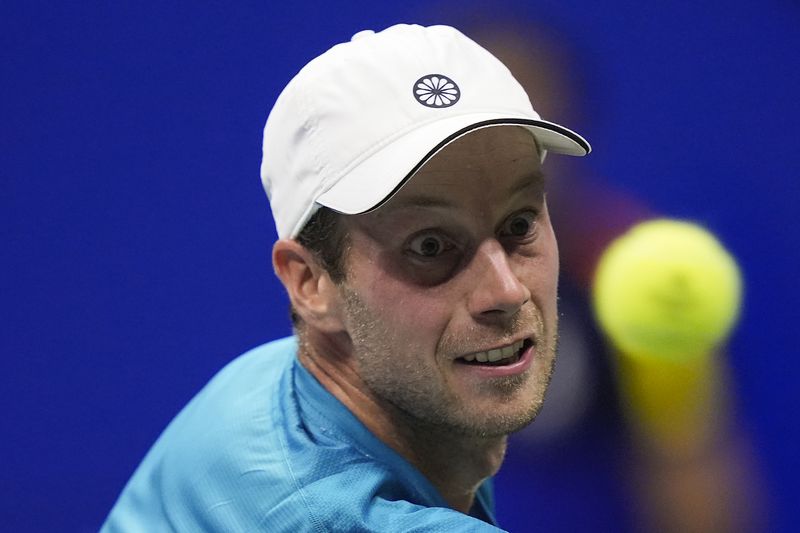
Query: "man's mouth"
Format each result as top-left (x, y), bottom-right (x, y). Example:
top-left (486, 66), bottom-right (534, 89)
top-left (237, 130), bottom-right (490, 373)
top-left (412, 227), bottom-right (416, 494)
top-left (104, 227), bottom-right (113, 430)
top-left (456, 339), bottom-right (532, 367)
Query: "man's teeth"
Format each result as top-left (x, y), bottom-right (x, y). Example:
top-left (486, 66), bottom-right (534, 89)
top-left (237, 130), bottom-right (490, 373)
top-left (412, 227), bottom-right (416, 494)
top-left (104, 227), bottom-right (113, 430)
top-left (461, 340), bottom-right (524, 363)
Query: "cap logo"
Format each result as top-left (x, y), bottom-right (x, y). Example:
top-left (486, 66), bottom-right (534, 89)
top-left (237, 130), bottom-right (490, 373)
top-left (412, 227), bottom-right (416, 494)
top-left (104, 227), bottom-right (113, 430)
top-left (413, 74), bottom-right (460, 108)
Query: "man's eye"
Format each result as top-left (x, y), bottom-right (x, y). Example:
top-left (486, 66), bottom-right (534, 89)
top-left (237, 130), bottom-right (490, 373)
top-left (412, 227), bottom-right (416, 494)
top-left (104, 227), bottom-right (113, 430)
top-left (408, 234), bottom-right (448, 257)
top-left (501, 211), bottom-right (536, 237)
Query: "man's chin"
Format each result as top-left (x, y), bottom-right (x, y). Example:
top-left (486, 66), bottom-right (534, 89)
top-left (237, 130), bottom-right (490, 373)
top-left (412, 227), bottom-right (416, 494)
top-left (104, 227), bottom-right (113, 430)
top-left (439, 398), bottom-right (545, 439)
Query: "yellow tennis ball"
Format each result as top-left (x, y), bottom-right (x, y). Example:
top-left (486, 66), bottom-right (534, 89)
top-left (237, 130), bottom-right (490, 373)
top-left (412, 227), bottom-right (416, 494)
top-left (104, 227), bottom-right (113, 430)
top-left (592, 219), bottom-right (742, 362)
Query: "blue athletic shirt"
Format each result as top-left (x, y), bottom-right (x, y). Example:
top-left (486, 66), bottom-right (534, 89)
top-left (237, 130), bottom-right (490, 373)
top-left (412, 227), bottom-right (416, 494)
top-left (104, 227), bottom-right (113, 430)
top-left (102, 336), bottom-right (504, 532)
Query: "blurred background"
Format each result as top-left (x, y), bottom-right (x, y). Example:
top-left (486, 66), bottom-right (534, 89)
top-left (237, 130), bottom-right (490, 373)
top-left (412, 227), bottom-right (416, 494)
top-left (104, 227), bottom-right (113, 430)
top-left (3, 1), bottom-right (798, 531)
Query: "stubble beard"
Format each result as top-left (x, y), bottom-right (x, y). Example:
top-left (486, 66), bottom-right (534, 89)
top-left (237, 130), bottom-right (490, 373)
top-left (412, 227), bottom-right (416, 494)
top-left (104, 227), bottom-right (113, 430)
top-left (341, 287), bottom-right (559, 439)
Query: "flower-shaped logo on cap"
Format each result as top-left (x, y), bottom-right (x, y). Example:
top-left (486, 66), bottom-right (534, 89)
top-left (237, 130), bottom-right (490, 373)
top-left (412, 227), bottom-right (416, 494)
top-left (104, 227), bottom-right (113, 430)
top-left (413, 74), bottom-right (460, 108)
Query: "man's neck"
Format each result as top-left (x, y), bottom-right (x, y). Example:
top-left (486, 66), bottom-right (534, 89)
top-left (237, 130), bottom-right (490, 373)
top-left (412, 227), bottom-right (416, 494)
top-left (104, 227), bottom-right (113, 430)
top-left (391, 419), bottom-right (508, 513)
top-left (297, 331), bottom-right (507, 513)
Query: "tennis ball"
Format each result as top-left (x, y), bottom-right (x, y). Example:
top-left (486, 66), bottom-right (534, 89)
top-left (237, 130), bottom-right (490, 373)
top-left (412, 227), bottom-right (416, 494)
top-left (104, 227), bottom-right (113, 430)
top-left (592, 219), bottom-right (742, 362)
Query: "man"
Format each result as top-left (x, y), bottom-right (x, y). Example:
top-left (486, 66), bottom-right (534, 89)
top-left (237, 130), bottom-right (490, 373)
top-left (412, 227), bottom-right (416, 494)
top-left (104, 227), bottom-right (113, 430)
top-left (103, 24), bottom-right (589, 531)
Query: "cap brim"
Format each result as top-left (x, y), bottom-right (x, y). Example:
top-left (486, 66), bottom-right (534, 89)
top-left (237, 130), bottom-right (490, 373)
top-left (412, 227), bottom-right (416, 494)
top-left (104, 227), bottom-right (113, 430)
top-left (315, 113), bottom-right (590, 215)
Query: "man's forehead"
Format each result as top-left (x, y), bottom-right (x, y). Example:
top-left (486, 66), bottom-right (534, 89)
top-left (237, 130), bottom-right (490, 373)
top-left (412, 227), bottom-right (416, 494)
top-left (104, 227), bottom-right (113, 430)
top-left (419, 126), bottom-right (540, 172)
top-left (386, 128), bottom-right (544, 202)
top-left (385, 170), bottom-right (546, 209)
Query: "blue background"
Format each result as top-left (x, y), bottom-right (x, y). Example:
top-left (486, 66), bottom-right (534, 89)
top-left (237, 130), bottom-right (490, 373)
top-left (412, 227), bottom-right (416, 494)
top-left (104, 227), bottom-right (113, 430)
top-left (3, 1), bottom-right (798, 531)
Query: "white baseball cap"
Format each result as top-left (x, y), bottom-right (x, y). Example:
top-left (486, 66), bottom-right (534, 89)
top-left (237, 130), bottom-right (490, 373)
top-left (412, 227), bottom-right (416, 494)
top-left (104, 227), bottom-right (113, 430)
top-left (261, 24), bottom-right (590, 238)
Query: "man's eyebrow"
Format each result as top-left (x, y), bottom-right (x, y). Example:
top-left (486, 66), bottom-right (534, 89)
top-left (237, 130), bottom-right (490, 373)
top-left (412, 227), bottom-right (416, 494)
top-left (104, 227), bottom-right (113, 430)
top-left (509, 169), bottom-right (547, 194)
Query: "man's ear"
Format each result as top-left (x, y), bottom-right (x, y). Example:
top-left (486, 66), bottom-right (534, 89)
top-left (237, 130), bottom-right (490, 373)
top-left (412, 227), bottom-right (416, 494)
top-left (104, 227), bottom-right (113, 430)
top-left (272, 239), bottom-right (345, 332)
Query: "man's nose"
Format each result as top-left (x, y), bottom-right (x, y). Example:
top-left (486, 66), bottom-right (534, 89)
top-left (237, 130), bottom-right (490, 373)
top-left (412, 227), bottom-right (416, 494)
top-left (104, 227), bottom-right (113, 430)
top-left (466, 239), bottom-right (530, 321)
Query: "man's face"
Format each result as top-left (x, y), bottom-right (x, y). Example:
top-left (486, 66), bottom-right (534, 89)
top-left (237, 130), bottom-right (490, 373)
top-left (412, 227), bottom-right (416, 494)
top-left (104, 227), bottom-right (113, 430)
top-left (337, 126), bottom-right (559, 437)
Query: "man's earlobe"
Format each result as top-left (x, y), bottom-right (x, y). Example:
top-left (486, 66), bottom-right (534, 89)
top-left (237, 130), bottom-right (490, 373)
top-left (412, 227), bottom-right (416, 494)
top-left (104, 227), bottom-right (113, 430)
top-left (272, 239), bottom-right (345, 332)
